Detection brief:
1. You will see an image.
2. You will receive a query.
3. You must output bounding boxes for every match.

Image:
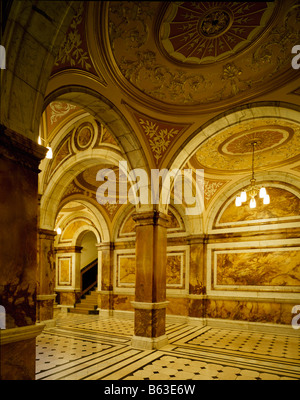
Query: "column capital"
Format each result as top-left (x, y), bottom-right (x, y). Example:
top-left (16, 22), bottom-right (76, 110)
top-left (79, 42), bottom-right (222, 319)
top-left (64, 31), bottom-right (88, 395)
top-left (132, 210), bottom-right (170, 228)
top-left (38, 228), bottom-right (57, 239)
top-left (187, 234), bottom-right (206, 245)
top-left (96, 242), bottom-right (114, 251)
top-left (0, 124), bottom-right (47, 172)
top-left (55, 246), bottom-right (83, 253)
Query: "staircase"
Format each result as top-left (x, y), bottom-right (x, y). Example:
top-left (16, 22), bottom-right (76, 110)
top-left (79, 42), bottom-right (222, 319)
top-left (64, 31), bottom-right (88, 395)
top-left (69, 287), bottom-right (99, 315)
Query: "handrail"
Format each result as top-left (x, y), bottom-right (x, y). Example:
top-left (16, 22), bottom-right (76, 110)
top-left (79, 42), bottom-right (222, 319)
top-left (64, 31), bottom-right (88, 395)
top-left (80, 258), bottom-right (98, 299)
top-left (81, 281), bottom-right (97, 298)
top-left (80, 258), bottom-right (97, 276)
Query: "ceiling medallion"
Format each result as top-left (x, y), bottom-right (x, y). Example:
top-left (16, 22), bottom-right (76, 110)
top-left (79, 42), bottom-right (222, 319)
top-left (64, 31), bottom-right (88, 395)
top-left (198, 8), bottom-right (233, 38)
top-left (159, 2), bottom-right (275, 65)
top-left (219, 126), bottom-right (293, 156)
top-left (193, 119), bottom-right (299, 173)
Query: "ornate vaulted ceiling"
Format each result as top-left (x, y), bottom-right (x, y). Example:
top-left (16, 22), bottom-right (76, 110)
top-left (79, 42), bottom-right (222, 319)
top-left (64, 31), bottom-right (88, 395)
top-left (40, 0), bottom-right (300, 224)
top-left (104, 0), bottom-right (298, 110)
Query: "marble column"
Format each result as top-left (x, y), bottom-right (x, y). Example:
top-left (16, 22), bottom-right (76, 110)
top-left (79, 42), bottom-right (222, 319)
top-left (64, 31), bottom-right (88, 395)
top-left (96, 242), bottom-right (114, 315)
top-left (131, 211), bottom-right (169, 350)
top-left (37, 228), bottom-right (57, 327)
top-left (0, 125), bottom-right (47, 380)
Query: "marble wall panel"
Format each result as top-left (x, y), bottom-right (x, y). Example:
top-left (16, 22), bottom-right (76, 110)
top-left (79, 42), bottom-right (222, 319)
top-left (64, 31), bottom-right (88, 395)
top-left (205, 299), bottom-right (297, 325)
top-left (117, 255), bottom-right (136, 287)
top-left (114, 247), bottom-right (188, 291)
top-left (216, 249), bottom-right (300, 287)
top-left (112, 294), bottom-right (135, 311)
top-left (59, 292), bottom-right (77, 306)
top-left (166, 255), bottom-right (182, 286)
top-left (189, 242), bottom-right (206, 295)
top-left (166, 297), bottom-right (189, 316)
top-left (58, 257), bottom-right (72, 285)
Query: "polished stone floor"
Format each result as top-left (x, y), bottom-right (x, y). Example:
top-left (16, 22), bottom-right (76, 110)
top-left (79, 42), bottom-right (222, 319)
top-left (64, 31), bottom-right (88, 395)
top-left (36, 313), bottom-right (300, 380)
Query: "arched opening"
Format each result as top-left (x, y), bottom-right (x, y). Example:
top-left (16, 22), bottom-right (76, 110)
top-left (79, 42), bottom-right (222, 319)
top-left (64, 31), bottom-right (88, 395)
top-left (77, 230), bottom-right (98, 297)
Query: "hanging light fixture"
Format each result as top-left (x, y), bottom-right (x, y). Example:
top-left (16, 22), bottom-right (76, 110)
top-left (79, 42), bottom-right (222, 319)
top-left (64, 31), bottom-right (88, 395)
top-left (235, 140), bottom-right (269, 209)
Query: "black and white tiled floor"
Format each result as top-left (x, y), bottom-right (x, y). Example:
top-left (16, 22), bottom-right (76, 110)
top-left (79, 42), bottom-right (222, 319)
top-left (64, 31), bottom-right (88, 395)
top-left (36, 314), bottom-right (300, 380)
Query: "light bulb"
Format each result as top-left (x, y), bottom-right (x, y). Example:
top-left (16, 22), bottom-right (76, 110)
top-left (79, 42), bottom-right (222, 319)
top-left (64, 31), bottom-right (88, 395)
top-left (259, 187), bottom-right (267, 198)
top-left (56, 227), bottom-right (62, 235)
top-left (250, 198), bottom-right (256, 208)
top-left (235, 196), bottom-right (242, 207)
top-left (263, 194), bottom-right (270, 204)
top-left (46, 146), bottom-right (53, 159)
top-left (240, 191), bottom-right (247, 202)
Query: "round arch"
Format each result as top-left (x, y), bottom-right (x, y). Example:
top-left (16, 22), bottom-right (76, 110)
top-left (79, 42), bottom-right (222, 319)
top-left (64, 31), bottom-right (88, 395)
top-left (169, 102), bottom-right (300, 173)
top-left (40, 147), bottom-right (125, 230)
top-left (43, 85), bottom-right (149, 173)
top-left (166, 102), bottom-right (300, 234)
top-left (206, 171), bottom-right (300, 234)
top-left (56, 197), bottom-right (111, 243)
top-left (73, 225), bottom-right (101, 248)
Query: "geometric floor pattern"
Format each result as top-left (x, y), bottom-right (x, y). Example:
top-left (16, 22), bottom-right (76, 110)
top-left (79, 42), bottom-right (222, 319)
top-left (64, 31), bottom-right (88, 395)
top-left (36, 313), bottom-right (300, 380)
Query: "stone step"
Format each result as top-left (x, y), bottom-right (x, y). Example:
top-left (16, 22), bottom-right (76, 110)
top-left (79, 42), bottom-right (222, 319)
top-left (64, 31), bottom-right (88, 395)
top-left (75, 303), bottom-right (97, 309)
top-left (69, 308), bottom-right (99, 315)
top-left (69, 288), bottom-right (99, 315)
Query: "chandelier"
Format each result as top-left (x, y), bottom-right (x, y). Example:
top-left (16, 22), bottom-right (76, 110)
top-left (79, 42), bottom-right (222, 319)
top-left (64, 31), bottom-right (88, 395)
top-left (235, 140), bottom-right (270, 208)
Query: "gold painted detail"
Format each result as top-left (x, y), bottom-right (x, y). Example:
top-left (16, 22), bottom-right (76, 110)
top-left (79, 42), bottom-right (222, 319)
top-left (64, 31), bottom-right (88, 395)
top-left (138, 118), bottom-right (180, 164)
top-left (199, 9), bottom-right (232, 38)
top-left (194, 119), bottom-right (300, 173)
top-left (54, 3), bottom-right (92, 71)
top-left (49, 102), bottom-right (77, 125)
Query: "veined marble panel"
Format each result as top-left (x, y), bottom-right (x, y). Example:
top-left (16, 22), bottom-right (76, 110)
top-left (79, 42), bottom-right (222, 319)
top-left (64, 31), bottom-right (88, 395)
top-left (113, 245), bottom-right (189, 294)
top-left (117, 254), bottom-right (136, 288)
top-left (166, 246), bottom-right (190, 293)
top-left (58, 257), bottom-right (72, 286)
top-left (215, 249), bottom-right (300, 287)
top-left (207, 239), bottom-right (300, 299)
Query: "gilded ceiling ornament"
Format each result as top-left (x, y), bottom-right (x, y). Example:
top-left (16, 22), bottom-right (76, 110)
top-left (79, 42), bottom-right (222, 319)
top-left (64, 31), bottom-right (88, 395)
top-left (221, 63), bottom-right (242, 96)
top-left (49, 102), bottom-right (77, 125)
top-left (105, 1), bottom-right (300, 108)
top-left (159, 2), bottom-right (274, 65)
top-left (204, 179), bottom-right (228, 206)
top-left (119, 50), bottom-right (211, 104)
top-left (199, 9), bottom-right (232, 38)
top-left (54, 3), bottom-right (92, 71)
top-left (108, 1), bottom-right (154, 50)
top-left (195, 119), bottom-right (300, 173)
top-left (138, 118), bottom-right (180, 164)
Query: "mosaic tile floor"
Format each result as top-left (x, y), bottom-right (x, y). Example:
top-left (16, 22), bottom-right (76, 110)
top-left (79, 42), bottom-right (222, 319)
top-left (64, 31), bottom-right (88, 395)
top-left (36, 313), bottom-right (300, 380)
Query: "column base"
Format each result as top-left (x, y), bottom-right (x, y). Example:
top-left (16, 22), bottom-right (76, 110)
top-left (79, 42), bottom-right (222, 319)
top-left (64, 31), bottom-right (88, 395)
top-left (131, 334), bottom-right (168, 350)
top-left (37, 318), bottom-right (56, 328)
top-left (0, 323), bottom-right (45, 380)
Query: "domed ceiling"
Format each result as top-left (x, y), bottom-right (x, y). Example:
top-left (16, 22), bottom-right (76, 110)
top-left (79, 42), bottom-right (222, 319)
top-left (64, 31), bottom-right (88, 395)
top-left (159, 2), bottom-right (275, 65)
top-left (104, 0), bottom-right (298, 111)
top-left (189, 118), bottom-right (300, 174)
top-left (44, 0), bottom-right (300, 216)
